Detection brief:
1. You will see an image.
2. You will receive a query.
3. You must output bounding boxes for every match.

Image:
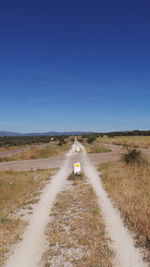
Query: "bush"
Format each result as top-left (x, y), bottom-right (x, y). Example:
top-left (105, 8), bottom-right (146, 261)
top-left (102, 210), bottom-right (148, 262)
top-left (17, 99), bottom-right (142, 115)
top-left (122, 148), bottom-right (144, 164)
top-left (58, 141), bottom-right (63, 146)
top-left (57, 137), bottom-right (66, 146)
top-left (87, 136), bottom-right (96, 144)
top-left (78, 138), bottom-right (83, 143)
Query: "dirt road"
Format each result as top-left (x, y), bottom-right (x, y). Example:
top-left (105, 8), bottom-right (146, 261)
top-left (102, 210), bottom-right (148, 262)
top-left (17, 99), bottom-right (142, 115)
top-left (3, 142), bottom-right (147, 266)
top-left (0, 144), bottom-right (122, 171)
top-left (0, 154), bottom-right (65, 171)
top-left (0, 148), bottom-right (26, 157)
top-left (1, 142), bottom-right (150, 172)
top-left (0, 143), bottom-right (50, 158)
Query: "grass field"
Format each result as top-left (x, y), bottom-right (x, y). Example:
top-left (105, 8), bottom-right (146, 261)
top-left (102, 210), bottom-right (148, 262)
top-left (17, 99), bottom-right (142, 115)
top-left (98, 161), bottom-right (150, 262)
top-left (0, 168), bottom-right (57, 265)
top-left (99, 136), bottom-right (150, 148)
top-left (0, 141), bottom-right (70, 162)
top-left (84, 140), bottom-right (111, 153)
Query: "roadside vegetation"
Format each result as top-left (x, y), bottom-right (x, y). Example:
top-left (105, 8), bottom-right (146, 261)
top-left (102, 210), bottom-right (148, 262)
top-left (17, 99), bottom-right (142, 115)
top-left (122, 147), bottom-right (147, 165)
top-left (0, 168), bottom-right (57, 265)
top-left (82, 130), bottom-right (150, 139)
top-left (98, 151), bottom-right (150, 263)
top-left (43, 174), bottom-right (113, 266)
top-left (86, 143), bottom-right (111, 153)
top-left (0, 136), bottom-right (52, 147)
top-left (87, 136), bottom-right (96, 144)
top-left (83, 137), bottom-right (111, 154)
top-left (0, 141), bottom-right (71, 162)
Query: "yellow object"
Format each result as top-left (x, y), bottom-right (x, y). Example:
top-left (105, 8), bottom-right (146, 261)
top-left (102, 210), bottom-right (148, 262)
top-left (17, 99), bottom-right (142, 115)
top-left (73, 162), bottom-right (81, 175)
top-left (75, 163), bottom-right (80, 167)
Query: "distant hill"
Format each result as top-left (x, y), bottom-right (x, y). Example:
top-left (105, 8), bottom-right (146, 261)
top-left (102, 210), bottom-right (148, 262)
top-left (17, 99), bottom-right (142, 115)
top-left (0, 131), bottom-right (23, 136)
top-left (0, 131), bottom-right (92, 137)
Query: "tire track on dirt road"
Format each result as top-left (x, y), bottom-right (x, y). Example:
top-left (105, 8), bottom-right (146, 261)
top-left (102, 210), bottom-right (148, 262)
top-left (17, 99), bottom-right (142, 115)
top-left (4, 145), bottom-right (78, 267)
top-left (77, 142), bottom-right (147, 267)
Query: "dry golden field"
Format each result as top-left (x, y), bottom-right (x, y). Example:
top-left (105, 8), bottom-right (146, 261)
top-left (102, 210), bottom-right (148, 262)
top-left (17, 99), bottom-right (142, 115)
top-left (99, 161), bottom-right (150, 262)
top-left (84, 140), bottom-right (111, 153)
top-left (0, 142), bottom-right (70, 162)
top-left (99, 136), bottom-right (150, 148)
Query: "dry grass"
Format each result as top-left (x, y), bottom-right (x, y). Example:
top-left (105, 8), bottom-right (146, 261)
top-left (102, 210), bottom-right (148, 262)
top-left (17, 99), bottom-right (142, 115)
top-left (0, 142), bottom-right (70, 162)
top-left (43, 174), bottom-right (113, 266)
top-left (100, 136), bottom-right (150, 148)
top-left (84, 140), bottom-right (111, 154)
top-left (0, 168), bottom-right (57, 265)
top-left (99, 162), bottom-right (150, 262)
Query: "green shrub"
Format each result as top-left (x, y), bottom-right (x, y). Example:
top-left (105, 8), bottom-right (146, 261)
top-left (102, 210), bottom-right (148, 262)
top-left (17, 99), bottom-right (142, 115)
top-left (122, 148), bottom-right (144, 164)
top-left (87, 136), bottom-right (96, 144)
top-left (57, 137), bottom-right (66, 146)
top-left (58, 141), bottom-right (63, 146)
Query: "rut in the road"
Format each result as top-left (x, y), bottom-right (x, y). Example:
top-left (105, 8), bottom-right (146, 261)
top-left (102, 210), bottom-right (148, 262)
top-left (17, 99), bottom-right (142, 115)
top-left (4, 146), bottom-right (76, 267)
top-left (78, 142), bottom-right (147, 267)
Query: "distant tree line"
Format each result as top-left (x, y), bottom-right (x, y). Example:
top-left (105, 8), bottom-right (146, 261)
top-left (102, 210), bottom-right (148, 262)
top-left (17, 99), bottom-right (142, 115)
top-left (1, 130), bottom-right (150, 147)
top-left (106, 130), bottom-right (150, 137)
top-left (82, 130), bottom-right (150, 138)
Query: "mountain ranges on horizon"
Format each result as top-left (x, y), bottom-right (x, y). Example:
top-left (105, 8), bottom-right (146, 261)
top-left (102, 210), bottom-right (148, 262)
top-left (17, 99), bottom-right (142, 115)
top-left (0, 131), bottom-right (92, 137)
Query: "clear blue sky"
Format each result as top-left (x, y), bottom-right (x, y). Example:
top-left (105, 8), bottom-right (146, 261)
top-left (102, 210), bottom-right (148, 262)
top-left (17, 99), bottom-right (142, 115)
top-left (0, 0), bottom-right (150, 133)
